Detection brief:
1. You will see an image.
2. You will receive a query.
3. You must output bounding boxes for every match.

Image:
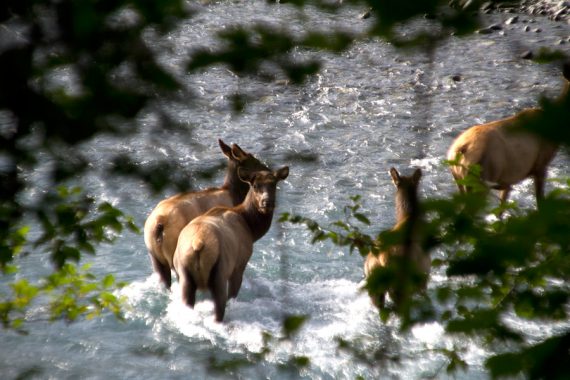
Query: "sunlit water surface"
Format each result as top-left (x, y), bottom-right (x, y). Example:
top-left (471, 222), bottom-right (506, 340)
top-left (2, 1), bottom-right (570, 379)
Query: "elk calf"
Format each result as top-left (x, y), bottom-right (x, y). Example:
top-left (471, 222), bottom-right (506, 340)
top-left (364, 168), bottom-right (428, 309)
top-left (173, 167), bottom-right (289, 322)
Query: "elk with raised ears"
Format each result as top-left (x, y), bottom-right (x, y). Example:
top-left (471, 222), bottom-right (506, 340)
top-left (143, 140), bottom-right (269, 290)
top-left (364, 167), bottom-right (428, 310)
top-left (447, 63), bottom-right (570, 205)
top-left (173, 166), bottom-right (289, 322)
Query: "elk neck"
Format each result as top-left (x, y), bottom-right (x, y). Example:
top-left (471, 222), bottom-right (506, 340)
top-left (221, 162), bottom-right (250, 206)
top-left (395, 187), bottom-right (420, 225)
top-left (235, 192), bottom-right (274, 242)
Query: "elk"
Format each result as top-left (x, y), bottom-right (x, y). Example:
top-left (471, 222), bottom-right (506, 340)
top-left (364, 167), bottom-right (428, 309)
top-left (173, 167), bottom-right (289, 322)
top-left (447, 65), bottom-right (570, 204)
top-left (143, 140), bottom-right (269, 290)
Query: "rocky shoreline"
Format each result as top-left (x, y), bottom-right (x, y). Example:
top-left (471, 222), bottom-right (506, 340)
top-left (475, 1), bottom-right (570, 59)
top-left (488, 0), bottom-right (570, 23)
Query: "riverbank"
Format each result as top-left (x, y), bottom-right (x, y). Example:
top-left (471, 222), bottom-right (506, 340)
top-left (489, 0), bottom-right (570, 22)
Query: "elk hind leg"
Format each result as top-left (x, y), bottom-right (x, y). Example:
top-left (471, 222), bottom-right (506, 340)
top-left (228, 266), bottom-right (245, 299)
top-left (371, 291), bottom-right (386, 311)
top-left (179, 268), bottom-right (197, 308)
top-left (534, 171), bottom-right (546, 205)
top-left (150, 254), bottom-right (172, 290)
top-left (209, 261), bottom-right (228, 322)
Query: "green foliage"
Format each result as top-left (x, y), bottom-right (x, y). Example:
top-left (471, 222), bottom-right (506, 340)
top-left (0, 185), bottom-right (133, 331)
top-left (1, 262), bottom-right (126, 332)
top-left (1, 0), bottom-right (185, 328)
top-left (2, 0), bottom-right (570, 378)
top-left (186, 0), bottom-right (491, 89)
top-left (280, 195), bottom-right (374, 256)
top-left (188, 24), bottom-right (353, 84)
top-left (282, 158), bottom-right (570, 378)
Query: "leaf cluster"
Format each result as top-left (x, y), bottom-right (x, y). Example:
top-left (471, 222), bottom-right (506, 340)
top-left (282, 166), bottom-right (570, 378)
top-left (1, 0), bottom-right (187, 329)
top-left (1, 262), bottom-right (126, 332)
top-left (1, 185), bottom-right (136, 330)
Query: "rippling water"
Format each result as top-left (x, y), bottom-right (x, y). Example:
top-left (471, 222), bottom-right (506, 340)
top-left (2, 1), bottom-right (570, 379)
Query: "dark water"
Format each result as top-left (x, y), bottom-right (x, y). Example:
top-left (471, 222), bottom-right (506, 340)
top-left (2, 1), bottom-right (570, 379)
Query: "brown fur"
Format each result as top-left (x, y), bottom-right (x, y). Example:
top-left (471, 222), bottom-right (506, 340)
top-left (447, 67), bottom-right (570, 204)
top-left (173, 167), bottom-right (289, 322)
top-left (364, 168), bottom-right (428, 309)
top-left (143, 140), bottom-right (269, 289)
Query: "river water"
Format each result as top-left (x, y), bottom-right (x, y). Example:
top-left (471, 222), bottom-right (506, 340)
top-left (2, 1), bottom-right (570, 379)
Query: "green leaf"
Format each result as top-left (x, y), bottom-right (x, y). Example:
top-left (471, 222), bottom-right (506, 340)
top-left (282, 314), bottom-right (308, 338)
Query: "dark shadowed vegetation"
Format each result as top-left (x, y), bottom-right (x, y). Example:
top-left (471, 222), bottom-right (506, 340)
top-left (1, 0), bottom-right (569, 378)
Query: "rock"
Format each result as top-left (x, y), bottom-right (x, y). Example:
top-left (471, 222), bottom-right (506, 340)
top-left (477, 27), bottom-right (494, 34)
top-left (489, 23), bottom-right (503, 30)
top-left (554, 8), bottom-right (567, 17)
top-left (534, 28), bottom-right (543, 33)
top-left (521, 50), bottom-right (533, 59)
top-left (524, 25), bottom-right (531, 31)
top-left (505, 16), bottom-right (519, 24)
top-left (360, 9), bottom-right (371, 19)
top-left (481, 1), bottom-right (494, 11)
top-left (451, 75), bottom-right (462, 82)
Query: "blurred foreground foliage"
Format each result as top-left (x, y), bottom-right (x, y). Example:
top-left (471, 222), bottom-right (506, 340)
top-left (1, 0), bottom-right (569, 378)
top-left (281, 88), bottom-right (570, 377)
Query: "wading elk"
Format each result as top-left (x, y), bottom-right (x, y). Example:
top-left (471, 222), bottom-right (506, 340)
top-left (364, 168), bottom-right (428, 309)
top-left (174, 166), bottom-right (289, 322)
top-left (143, 140), bottom-right (269, 289)
top-left (447, 65), bottom-right (570, 204)
top-left (173, 166), bottom-right (289, 322)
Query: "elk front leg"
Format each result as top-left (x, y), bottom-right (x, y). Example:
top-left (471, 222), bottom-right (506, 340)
top-left (499, 186), bottom-right (511, 204)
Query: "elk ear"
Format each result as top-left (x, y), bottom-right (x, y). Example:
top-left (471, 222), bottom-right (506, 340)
top-left (412, 168), bottom-right (422, 183)
top-left (389, 167), bottom-right (400, 187)
top-left (231, 143), bottom-right (249, 162)
top-left (275, 166), bottom-right (289, 181)
top-left (237, 167), bottom-right (255, 184)
top-left (219, 139), bottom-right (232, 158)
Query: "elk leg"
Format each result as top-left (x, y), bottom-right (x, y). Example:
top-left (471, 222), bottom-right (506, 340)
top-left (179, 268), bottom-right (197, 308)
top-left (452, 173), bottom-right (466, 193)
top-left (373, 292), bottom-right (386, 310)
top-left (534, 172), bottom-right (546, 205)
top-left (228, 266), bottom-right (245, 299)
top-left (209, 262), bottom-right (228, 322)
top-left (499, 186), bottom-right (511, 204)
top-left (150, 254), bottom-right (172, 290)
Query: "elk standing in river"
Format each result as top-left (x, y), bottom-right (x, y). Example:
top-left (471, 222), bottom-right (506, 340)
top-left (447, 64), bottom-right (570, 204)
top-left (143, 140), bottom-right (269, 289)
top-left (174, 166), bottom-right (289, 322)
top-left (364, 168), bottom-right (428, 309)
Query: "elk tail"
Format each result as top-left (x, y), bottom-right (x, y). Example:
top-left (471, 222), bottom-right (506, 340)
top-left (154, 223), bottom-right (164, 244)
top-left (189, 237), bottom-right (218, 288)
